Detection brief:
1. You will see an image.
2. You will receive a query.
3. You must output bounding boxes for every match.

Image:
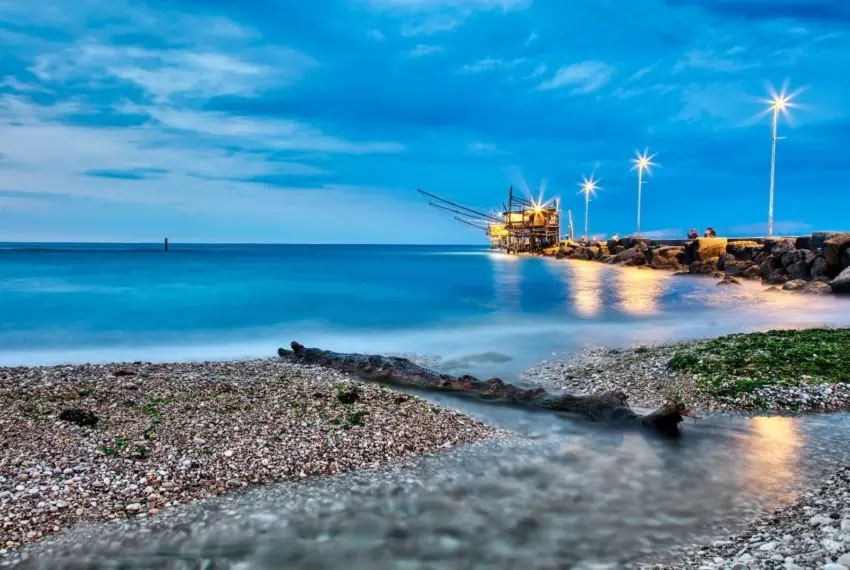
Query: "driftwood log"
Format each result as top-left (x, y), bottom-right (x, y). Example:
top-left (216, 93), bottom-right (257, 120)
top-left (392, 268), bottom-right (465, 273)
top-left (278, 341), bottom-right (691, 436)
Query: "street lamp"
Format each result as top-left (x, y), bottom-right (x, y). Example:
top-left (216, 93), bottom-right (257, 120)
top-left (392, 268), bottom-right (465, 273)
top-left (577, 173), bottom-right (601, 240)
top-left (764, 85), bottom-right (799, 238)
top-left (630, 148), bottom-right (657, 237)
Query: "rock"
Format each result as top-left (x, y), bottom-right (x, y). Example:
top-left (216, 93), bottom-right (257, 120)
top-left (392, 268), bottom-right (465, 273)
top-left (783, 279), bottom-right (807, 291)
top-left (759, 257), bottom-right (782, 278)
top-left (787, 260), bottom-right (811, 280)
top-left (837, 553), bottom-right (850, 566)
top-left (812, 256), bottom-right (836, 280)
top-left (824, 233), bottom-right (850, 266)
top-left (831, 266), bottom-right (850, 294)
top-left (58, 408), bottom-right (99, 427)
top-left (656, 246), bottom-right (684, 258)
top-left (795, 235), bottom-right (812, 250)
top-left (764, 238), bottom-right (796, 255)
top-left (823, 564), bottom-right (848, 570)
top-left (633, 251), bottom-right (647, 266)
top-left (717, 254), bottom-right (737, 271)
top-left (690, 260), bottom-right (718, 275)
top-left (811, 231), bottom-right (842, 251)
top-left (727, 241), bottom-right (763, 261)
top-left (125, 503), bottom-right (142, 512)
top-left (717, 276), bottom-right (741, 286)
top-left (613, 246), bottom-right (639, 264)
top-left (844, 248), bottom-right (850, 270)
top-left (804, 281), bottom-right (832, 295)
top-left (685, 237), bottom-right (729, 263)
top-left (781, 250), bottom-right (803, 268)
top-left (651, 255), bottom-right (671, 269)
top-left (766, 268), bottom-right (789, 284)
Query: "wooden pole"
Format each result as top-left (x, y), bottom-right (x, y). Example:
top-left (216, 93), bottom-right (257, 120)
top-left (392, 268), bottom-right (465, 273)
top-left (164, 238), bottom-right (168, 251)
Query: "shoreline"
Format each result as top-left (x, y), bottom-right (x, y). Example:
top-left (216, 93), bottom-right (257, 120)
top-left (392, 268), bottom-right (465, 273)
top-left (532, 232), bottom-right (850, 295)
top-left (5, 329), bottom-right (850, 568)
top-left (0, 359), bottom-right (503, 557)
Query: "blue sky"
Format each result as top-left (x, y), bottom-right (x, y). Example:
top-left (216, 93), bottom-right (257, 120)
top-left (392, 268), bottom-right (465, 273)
top-left (0, 0), bottom-right (847, 244)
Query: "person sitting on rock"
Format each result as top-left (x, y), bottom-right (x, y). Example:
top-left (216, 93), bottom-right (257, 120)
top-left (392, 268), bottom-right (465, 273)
top-left (704, 227), bottom-right (716, 238)
top-left (688, 229), bottom-right (698, 239)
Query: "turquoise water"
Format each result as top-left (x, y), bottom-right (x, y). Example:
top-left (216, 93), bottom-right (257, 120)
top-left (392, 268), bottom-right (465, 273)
top-left (2, 243), bottom-right (850, 375)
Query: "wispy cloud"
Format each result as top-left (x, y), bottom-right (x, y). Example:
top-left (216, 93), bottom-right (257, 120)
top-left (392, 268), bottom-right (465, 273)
top-left (467, 141), bottom-right (498, 154)
top-left (628, 64), bottom-right (657, 82)
top-left (672, 48), bottom-right (758, 74)
top-left (525, 31), bottom-right (538, 46)
top-left (460, 57), bottom-right (525, 73)
top-left (537, 61), bottom-right (615, 94)
top-left (407, 44), bottom-right (445, 57)
top-left (402, 14), bottom-right (461, 36)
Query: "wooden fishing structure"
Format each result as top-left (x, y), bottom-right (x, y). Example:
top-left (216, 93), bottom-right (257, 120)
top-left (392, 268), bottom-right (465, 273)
top-left (417, 186), bottom-right (562, 253)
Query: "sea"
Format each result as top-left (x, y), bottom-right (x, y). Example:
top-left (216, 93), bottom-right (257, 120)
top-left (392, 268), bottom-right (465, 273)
top-left (2, 242), bottom-right (850, 376)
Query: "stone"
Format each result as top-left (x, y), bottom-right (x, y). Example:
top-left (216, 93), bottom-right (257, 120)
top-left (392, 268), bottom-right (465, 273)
top-left (651, 255), bottom-right (670, 269)
top-left (795, 235), bottom-right (812, 250)
top-left (613, 247), bottom-right (639, 264)
top-left (717, 276), bottom-right (741, 286)
top-left (58, 409), bottom-right (99, 428)
top-left (766, 268), bottom-right (789, 284)
top-left (787, 260), bottom-right (811, 280)
top-left (837, 553), bottom-right (850, 566)
top-left (781, 250), bottom-right (803, 268)
top-left (685, 237), bottom-right (729, 263)
top-left (764, 238), bottom-right (796, 255)
top-left (823, 564), bottom-right (848, 570)
top-left (812, 256), bottom-right (836, 280)
top-left (804, 281), bottom-right (832, 295)
top-left (727, 241), bottom-right (763, 261)
top-left (811, 231), bottom-right (841, 250)
top-left (824, 233), bottom-right (850, 266)
top-left (717, 254), bottom-right (737, 270)
top-left (783, 279), bottom-right (807, 291)
top-left (844, 249), bottom-right (850, 270)
top-left (759, 257), bottom-right (782, 278)
top-left (831, 266), bottom-right (850, 294)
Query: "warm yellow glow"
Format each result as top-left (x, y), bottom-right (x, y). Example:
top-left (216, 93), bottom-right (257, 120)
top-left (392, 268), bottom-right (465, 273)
top-left (739, 417), bottom-right (801, 503)
top-left (631, 148), bottom-right (658, 174)
top-left (577, 174), bottom-right (601, 199)
top-left (760, 81), bottom-right (803, 122)
top-left (615, 267), bottom-right (663, 315)
top-left (533, 205), bottom-right (543, 213)
top-left (568, 261), bottom-right (604, 317)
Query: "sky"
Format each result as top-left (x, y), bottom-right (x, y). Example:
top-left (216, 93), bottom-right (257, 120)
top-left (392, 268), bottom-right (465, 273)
top-left (0, 0), bottom-right (848, 244)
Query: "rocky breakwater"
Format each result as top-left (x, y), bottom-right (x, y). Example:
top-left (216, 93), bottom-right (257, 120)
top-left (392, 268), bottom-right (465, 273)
top-left (550, 231), bottom-right (850, 295)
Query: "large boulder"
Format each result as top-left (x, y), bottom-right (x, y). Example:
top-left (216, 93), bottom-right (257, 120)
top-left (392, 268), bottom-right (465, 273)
top-left (717, 254), bottom-right (736, 271)
top-left (811, 256), bottom-right (839, 281)
top-left (689, 260), bottom-right (719, 275)
top-left (811, 231), bottom-right (842, 251)
top-left (844, 249), bottom-right (850, 270)
top-left (619, 237), bottom-right (653, 250)
top-left (586, 246), bottom-right (601, 260)
top-left (726, 241), bottom-right (763, 261)
top-left (831, 266), bottom-right (850, 294)
top-left (655, 246), bottom-right (684, 259)
top-left (787, 259), bottom-right (811, 281)
top-left (651, 255), bottom-right (670, 269)
top-left (783, 279), bottom-right (806, 291)
top-left (824, 233), bottom-right (850, 267)
top-left (780, 250), bottom-right (803, 268)
top-left (763, 238), bottom-right (796, 255)
top-left (795, 236), bottom-right (812, 250)
top-left (758, 257), bottom-right (782, 278)
top-left (684, 238), bottom-right (728, 264)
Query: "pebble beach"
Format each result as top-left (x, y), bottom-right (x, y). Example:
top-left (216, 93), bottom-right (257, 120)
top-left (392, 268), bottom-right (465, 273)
top-left (0, 359), bottom-right (502, 557)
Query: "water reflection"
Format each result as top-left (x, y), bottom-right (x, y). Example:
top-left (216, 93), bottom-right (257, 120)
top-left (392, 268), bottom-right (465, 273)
top-left (739, 416), bottom-right (802, 503)
top-left (615, 267), bottom-right (665, 316)
top-left (567, 260), bottom-right (606, 317)
top-left (488, 252), bottom-right (521, 311)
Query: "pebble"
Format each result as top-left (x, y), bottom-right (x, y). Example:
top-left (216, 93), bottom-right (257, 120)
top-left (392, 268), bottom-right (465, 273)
top-left (0, 359), bottom-right (503, 556)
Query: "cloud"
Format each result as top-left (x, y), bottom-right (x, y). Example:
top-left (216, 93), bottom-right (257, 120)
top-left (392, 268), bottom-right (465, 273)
top-left (402, 14), bottom-right (461, 36)
top-left (467, 141), bottom-right (497, 154)
top-left (628, 64), bottom-right (657, 82)
top-left (665, 0), bottom-right (850, 24)
top-left (29, 40), bottom-right (316, 103)
top-left (672, 48), bottom-right (758, 74)
top-left (537, 61), bottom-right (614, 94)
top-left (407, 44), bottom-right (445, 57)
top-left (524, 31), bottom-right (538, 46)
top-left (369, 29), bottom-right (386, 41)
top-left (460, 57), bottom-right (525, 73)
top-left (368, 0), bottom-right (530, 10)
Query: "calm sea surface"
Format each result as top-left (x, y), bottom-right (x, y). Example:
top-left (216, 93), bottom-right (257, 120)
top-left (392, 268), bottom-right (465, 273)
top-left (7, 243), bottom-right (850, 568)
top-left (2, 242), bottom-right (850, 376)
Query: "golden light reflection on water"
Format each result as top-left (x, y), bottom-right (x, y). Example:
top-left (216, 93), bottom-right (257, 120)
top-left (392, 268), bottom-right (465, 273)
top-left (567, 261), bottom-right (605, 317)
top-left (488, 252), bottom-right (521, 311)
top-left (740, 416), bottom-right (802, 502)
top-left (615, 267), bottom-right (665, 316)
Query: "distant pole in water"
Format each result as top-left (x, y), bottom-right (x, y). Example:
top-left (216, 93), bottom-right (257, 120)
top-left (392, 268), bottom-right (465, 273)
top-left (630, 148), bottom-right (657, 238)
top-left (164, 238), bottom-right (169, 251)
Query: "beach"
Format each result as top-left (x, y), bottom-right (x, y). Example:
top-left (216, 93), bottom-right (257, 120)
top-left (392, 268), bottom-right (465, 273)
top-left (0, 359), bottom-right (501, 558)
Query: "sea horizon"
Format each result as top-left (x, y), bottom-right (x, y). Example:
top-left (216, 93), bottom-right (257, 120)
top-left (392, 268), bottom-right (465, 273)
top-left (4, 242), bottom-right (850, 374)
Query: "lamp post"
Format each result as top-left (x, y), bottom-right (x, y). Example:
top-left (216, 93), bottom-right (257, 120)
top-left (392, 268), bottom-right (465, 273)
top-left (631, 149), bottom-right (657, 237)
top-left (766, 93), bottom-right (794, 238)
top-left (577, 174), bottom-right (600, 240)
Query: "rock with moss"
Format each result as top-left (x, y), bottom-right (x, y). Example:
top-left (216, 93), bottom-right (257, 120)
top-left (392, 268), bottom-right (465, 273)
top-left (824, 233), bottom-right (850, 267)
